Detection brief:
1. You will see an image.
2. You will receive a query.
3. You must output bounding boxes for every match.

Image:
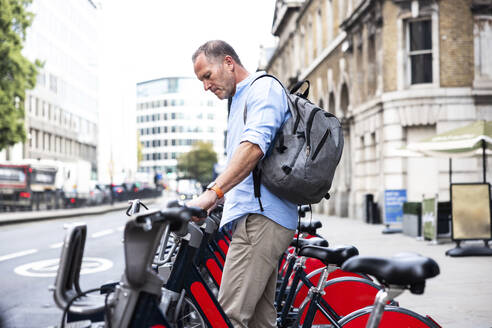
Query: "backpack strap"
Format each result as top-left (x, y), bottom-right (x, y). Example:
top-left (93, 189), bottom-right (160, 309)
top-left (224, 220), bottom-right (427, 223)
top-left (243, 74), bottom-right (296, 124)
top-left (242, 73), bottom-right (292, 212)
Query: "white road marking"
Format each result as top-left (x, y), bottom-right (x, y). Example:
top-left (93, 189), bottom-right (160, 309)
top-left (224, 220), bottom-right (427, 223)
top-left (49, 242), bottom-right (63, 249)
top-left (14, 257), bottom-right (113, 277)
top-left (91, 229), bottom-right (114, 238)
top-left (0, 249), bottom-right (38, 262)
top-left (117, 226), bottom-right (125, 232)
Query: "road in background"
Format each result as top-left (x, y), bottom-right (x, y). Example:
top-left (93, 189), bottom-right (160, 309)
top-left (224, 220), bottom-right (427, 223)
top-left (0, 196), bottom-right (169, 328)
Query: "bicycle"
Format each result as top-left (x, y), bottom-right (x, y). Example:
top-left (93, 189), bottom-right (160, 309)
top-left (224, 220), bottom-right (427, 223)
top-left (292, 252), bottom-right (441, 327)
top-left (52, 203), bottom-right (207, 328)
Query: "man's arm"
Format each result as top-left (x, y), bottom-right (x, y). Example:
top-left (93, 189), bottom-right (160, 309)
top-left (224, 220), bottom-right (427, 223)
top-left (186, 141), bottom-right (263, 211)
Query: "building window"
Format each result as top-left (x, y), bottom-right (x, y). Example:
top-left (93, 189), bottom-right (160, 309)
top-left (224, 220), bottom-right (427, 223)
top-left (49, 74), bottom-right (58, 93)
top-left (316, 8), bottom-right (323, 56)
top-left (407, 19), bottom-right (432, 84)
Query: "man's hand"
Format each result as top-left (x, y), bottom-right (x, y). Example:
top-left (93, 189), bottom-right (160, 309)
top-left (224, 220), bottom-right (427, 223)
top-left (186, 190), bottom-right (220, 223)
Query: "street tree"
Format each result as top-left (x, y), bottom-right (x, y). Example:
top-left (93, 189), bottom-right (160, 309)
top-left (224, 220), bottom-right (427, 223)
top-left (0, 0), bottom-right (41, 151)
top-left (177, 141), bottom-right (218, 185)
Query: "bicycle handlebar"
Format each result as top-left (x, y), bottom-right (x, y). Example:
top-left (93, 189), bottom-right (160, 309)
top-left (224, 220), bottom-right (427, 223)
top-left (133, 203), bottom-right (207, 228)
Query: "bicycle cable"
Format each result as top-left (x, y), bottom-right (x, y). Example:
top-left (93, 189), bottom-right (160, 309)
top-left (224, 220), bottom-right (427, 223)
top-left (104, 290), bottom-right (113, 328)
top-left (60, 287), bottom-right (101, 328)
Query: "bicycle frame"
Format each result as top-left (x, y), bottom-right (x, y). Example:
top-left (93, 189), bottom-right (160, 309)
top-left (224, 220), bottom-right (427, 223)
top-left (162, 223), bottom-right (234, 328)
top-left (278, 261), bottom-right (341, 327)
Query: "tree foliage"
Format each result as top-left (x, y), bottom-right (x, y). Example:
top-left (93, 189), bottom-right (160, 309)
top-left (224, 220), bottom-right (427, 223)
top-left (0, 0), bottom-right (40, 151)
top-left (177, 141), bottom-right (218, 185)
top-left (136, 131), bottom-right (143, 167)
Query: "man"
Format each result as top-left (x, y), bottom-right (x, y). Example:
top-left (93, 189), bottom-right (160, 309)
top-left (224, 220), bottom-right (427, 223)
top-left (188, 40), bottom-right (297, 328)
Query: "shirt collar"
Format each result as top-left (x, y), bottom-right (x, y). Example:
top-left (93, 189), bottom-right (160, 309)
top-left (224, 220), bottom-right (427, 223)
top-left (233, 71), bottom-right (266, 100)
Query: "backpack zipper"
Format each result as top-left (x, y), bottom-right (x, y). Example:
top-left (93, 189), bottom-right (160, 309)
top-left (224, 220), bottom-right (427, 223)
top-left (311, 128), bottom-right (331, 161)
top-left (305, 107), bottom-right (322, 156)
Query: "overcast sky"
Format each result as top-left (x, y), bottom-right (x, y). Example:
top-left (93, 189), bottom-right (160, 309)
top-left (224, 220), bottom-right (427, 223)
top-left (96, 1), bottom-right (278, 181)
top-left (100, 0), bottom-right (278, 83)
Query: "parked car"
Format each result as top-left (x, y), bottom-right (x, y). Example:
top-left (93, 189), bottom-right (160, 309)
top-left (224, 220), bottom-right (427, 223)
top-left (88, 181), bottom-right (105, 206)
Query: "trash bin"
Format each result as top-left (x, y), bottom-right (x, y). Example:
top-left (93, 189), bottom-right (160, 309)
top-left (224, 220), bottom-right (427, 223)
top-left (437, 201), bottom-right (451, 237)
top-left (402, 202), bottom-right (421, 237)
top-left (365, 194), bottom-right (380, 224)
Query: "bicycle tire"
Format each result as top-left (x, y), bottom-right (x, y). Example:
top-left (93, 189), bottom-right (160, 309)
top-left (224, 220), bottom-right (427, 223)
top-left (175, 296), bottom-right (206, 328)
top-left (338, 305), bottom-right (441, 328)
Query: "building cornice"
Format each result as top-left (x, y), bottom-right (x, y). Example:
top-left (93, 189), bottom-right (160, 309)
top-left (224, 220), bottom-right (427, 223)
top-left (340, 0), bottom-right (376, 32)
top-left (272, 0), bottom-right (304, 36)
top-left (299, 32), bottom-right (346, 80)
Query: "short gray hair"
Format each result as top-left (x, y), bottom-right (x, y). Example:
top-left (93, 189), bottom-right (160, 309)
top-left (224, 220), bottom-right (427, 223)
top-left (192, 40), bottom-right (243, 66)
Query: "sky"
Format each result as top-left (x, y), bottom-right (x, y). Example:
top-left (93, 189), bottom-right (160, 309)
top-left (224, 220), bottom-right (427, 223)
top-left (100, 0), bottom-right (278, 82)
top-left (96, 0), bottom-right (279, 182)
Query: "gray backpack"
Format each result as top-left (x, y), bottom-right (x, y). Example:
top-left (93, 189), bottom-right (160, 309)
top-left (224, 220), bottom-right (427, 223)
top-left (245, 74), bottom-right (344, 206)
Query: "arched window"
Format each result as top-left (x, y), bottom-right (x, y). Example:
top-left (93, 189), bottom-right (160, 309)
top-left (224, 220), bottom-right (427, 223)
top-left (328, 92), bottom-right (335, 113)
top-left (340, 83), bottom-right (349, 116)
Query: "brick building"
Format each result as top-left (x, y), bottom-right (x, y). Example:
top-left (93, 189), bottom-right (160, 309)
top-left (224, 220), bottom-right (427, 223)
top-left (264, 0), bottom-right (492, 220)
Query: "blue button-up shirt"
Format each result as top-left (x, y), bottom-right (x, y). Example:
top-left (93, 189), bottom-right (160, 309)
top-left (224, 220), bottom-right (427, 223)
top-left (220, 71), bottom-right (297, 231)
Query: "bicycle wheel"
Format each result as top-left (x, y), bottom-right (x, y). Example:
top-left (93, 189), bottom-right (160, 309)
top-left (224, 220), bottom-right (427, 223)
top-left (339, 305), bottom-right (441, 328)
top-left (175, 296), bottom-right (206, 328)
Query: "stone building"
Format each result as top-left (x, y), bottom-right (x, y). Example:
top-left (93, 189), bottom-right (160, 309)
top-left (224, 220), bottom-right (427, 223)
top-left (265, 0), bottom-right (492, 220)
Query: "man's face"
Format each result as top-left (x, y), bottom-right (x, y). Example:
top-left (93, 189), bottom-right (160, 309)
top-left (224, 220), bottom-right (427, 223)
top-left (193, 53), bottom-right (236, 100)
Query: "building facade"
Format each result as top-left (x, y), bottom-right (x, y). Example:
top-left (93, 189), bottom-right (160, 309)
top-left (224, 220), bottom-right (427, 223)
top-left (265, 0), bottom-right (492, 220)
top-left (1, 0), bottom-right (99, 176)
top-left (136, 77), bottom-right (227, 182)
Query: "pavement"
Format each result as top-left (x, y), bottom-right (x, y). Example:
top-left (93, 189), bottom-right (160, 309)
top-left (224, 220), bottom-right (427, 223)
top-left (313, 214), bottom-right (492, 328)
top-left (0, 196), bottom-right (163, 225)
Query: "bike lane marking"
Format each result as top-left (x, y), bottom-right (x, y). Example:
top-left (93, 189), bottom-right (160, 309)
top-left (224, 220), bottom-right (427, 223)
top-left (91, 229), bottom-right (114, 238)
top-left (49, 242), bottom-right (63, 249)
top-left (14, 257), bottom-right (113, 277)
top-left (0, 249), bottom-right (38, 262)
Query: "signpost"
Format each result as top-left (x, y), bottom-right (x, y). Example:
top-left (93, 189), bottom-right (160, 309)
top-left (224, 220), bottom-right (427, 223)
top-left (383, 189), bottom-right (407, 234)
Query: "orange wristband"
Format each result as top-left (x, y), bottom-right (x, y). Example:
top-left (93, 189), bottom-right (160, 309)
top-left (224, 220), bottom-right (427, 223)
top-left (207, 183), bottom-right (224, 199)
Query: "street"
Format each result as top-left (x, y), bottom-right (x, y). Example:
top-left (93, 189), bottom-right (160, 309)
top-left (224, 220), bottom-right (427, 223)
top-left (0, 209), bottom-right (132, 328)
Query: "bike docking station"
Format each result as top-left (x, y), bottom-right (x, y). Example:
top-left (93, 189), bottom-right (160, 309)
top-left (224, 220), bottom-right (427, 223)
top-left (445, 183), bottom-right (492, 257)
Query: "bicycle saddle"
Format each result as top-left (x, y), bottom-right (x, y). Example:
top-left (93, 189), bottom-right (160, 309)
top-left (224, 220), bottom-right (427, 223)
top-left (299, 245), bottom-right (358, 266)
top-left (298, 220), bottom-right (322, 235)
top-left (341, 253), bottom-right (440, 294)
top-left (290, 237), bottom-right (328, 248)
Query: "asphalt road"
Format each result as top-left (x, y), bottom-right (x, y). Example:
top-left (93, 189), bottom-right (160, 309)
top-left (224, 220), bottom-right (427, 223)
top-left (0, 208), bottom-right (141, 328)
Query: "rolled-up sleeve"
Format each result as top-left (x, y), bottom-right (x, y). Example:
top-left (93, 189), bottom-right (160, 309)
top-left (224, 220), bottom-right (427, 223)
top-left (239, 77), bottom-right (289, 158)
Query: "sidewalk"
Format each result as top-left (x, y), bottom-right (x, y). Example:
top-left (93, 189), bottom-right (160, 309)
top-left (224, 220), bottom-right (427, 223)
top-left (314, 214), bottom-right (492, 328)
top-left (0, 196), bottom-right (164, 225)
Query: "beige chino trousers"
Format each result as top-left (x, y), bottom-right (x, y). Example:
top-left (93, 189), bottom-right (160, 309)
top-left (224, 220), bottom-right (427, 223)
top-left (218, 213), bottom-right (295, 328)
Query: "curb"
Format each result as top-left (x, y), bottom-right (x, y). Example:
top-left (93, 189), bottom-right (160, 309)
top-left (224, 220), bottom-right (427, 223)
top-left (0, 198), bottom-right (160, 226)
